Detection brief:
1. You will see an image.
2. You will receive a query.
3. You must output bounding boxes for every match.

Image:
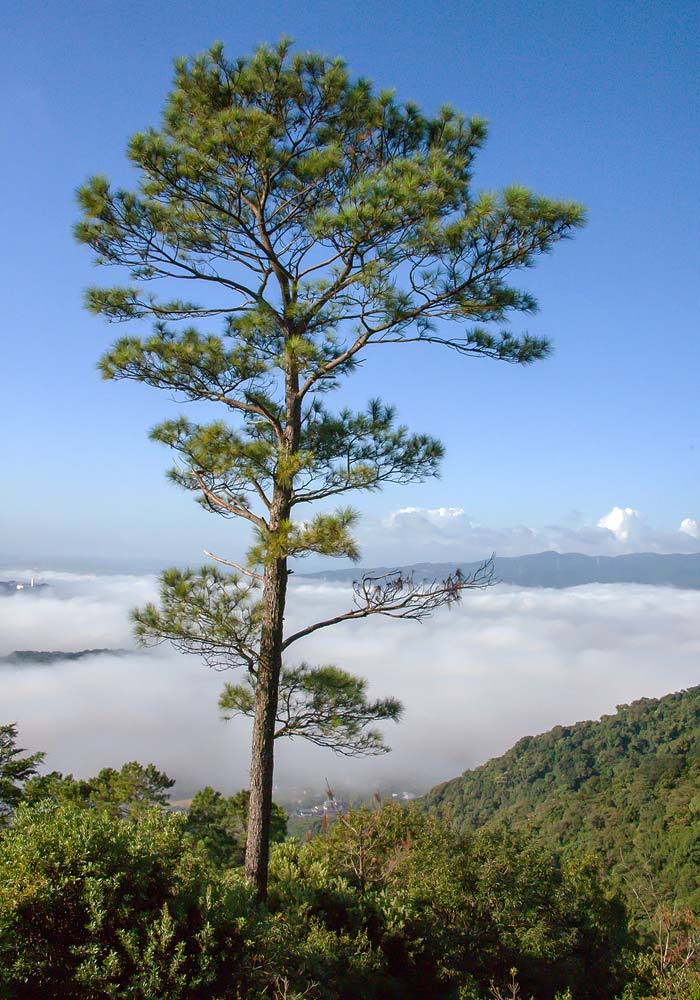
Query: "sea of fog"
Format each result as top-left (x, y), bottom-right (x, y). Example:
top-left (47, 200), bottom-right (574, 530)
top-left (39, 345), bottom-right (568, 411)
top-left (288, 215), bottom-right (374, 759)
top-left (1, 568), bottom-right (699, 799)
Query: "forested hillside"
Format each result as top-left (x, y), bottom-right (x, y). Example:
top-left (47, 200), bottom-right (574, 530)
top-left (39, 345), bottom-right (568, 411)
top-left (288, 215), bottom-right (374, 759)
top-left (425, 686), bottom-right (700, 914)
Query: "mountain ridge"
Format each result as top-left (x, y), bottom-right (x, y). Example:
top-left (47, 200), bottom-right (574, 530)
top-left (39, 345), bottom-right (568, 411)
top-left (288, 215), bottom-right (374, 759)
top-left (0, 649), bottom-right (129, 665)
top-left (303, 549), bottom-right (700, 589)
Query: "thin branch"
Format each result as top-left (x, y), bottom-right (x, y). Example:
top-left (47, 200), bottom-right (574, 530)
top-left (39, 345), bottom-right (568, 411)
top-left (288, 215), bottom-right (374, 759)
top-left (203, 549), bottom-right (264, 582)
top-left (195, 474), bottom-right (269, 530)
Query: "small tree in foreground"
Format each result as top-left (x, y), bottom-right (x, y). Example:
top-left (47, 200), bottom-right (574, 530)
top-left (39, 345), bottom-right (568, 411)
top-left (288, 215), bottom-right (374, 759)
top-left (0, 804), bottom-right (262, 998)
top-left (0, 723), bottom-right (44, 822)
top-left (76, 40), bottom-right (584, 898)
top-left (23, 760), bottom-right (175, 818)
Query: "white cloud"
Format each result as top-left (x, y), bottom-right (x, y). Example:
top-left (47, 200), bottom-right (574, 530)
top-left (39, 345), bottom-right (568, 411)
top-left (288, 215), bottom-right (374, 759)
top-left (0, 569), bottom-right (157, 652)
top-left (387, 506), bottom-right (466, 524)
top-left (2, 570), bottom-right (699, 799)
top-left (383, 506), bottom-right (470, 546)
top-left (596, 506), bottom-right (643, 541)
top-left (363, 504), bottom-right (700, 565)
top-left (680, 518), bottom-right (700, 539)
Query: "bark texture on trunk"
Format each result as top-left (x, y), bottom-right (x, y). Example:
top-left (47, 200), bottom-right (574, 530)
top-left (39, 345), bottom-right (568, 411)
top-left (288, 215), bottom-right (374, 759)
top-left (244, 550), bottom-right (287, 900)
top-left (245, 353), bottom-right (300, 900)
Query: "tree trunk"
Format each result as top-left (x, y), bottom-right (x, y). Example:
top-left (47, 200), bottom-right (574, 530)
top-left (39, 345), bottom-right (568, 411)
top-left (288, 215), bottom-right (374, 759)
top-left (245, 346), bottom-right (299, 900)
top-left (244, 551), bottom-right (287, 900)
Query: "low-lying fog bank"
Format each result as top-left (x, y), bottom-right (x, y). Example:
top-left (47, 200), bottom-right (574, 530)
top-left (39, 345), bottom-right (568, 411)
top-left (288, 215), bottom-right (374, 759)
top-left (2, 568), bottom-right (698, 798)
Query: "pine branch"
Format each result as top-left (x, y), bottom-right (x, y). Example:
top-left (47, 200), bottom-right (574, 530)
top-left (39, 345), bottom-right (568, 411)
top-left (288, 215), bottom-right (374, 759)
top-left (219, 663), bottom-right (403, 756)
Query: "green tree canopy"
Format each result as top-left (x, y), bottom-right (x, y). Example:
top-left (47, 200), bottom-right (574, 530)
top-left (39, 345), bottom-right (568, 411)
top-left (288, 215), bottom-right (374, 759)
top-left (0, 723), bottom-right (44, 821)
top-left (185, 786), bottom-right (287, 868)
top-left (424, 685), bottom-right (700, 922)
top-left (23, 760), bottom-right (174, 818)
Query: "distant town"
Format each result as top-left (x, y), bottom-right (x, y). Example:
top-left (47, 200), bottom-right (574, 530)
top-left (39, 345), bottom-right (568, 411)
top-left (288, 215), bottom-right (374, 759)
top-left (283, 787), bottom-right (419, 819)
top-left (0, 577), bottom-right (47, 595)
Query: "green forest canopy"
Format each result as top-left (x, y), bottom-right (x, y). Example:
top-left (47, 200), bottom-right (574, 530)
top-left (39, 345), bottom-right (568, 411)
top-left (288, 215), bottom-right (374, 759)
top-left (424, 685), bottom-right (700, 917)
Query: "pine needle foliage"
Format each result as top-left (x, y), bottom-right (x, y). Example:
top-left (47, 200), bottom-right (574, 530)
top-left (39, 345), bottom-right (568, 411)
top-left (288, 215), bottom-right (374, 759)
top-left (0, 724), bottom-right (44, 821)
top-left (76, 40), bottom-right (584, 897)
top-left (219, 663), bottom-right (403, 756)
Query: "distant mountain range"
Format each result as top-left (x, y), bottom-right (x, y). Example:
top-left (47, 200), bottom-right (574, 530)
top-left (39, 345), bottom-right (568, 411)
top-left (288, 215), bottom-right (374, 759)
top-left (0, 649), bottom-right (128, 665)
top-left (304, 550), bottom-right (700, 589)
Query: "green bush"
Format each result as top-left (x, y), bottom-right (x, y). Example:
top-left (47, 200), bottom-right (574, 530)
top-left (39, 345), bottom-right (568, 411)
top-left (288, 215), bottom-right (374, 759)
top-left (22, 761), bottom-right (175, 818)
top-left (0, 803), bottom-right (263, 999)
top-left (266, 803), bottom-right (633, 999)
top-left (0, 799), bottom-right (641, 998)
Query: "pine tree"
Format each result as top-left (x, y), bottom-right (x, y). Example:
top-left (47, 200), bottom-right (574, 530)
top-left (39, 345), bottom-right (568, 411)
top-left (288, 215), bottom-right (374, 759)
top-left (76, 40), bottom-right (584, 898)
top-left (0, 723), bottom-right (44, 821)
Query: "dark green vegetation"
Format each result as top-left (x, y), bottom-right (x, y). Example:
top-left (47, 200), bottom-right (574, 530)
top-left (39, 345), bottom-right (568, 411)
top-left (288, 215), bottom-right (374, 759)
top-left (22, 761), bottom-right (175, 817)
top-left (184, 787), bottom-right (287, 868)
top-left (0, 806), bottom-right (259, 999)
top-left (0, 649), bottom-right (127, 665)
top-left (1, 720), bottom-right (698, 997)
top-left (425, 686), bottom-right (700, 920)
top-left (0, 797), bottom-right (633, 999)
top-left (0, 723), bottom-right (44, 820)
top-left (75, 37), bottom-right (584, 898)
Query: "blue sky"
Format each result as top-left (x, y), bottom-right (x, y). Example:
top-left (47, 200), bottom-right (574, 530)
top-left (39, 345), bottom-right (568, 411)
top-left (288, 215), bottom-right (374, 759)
top-left (2, 0), bottom-right (699, 568)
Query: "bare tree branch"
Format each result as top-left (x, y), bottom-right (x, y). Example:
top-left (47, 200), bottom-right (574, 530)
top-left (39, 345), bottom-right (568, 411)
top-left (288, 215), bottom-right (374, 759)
top-left (203, 549), bottom-right (264, 582)
top-left (282, 558), bottom-right (495, 650)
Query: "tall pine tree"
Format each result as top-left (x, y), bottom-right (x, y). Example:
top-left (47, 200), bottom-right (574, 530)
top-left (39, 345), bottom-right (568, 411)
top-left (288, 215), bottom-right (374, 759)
top-left (76, 41), bottom-right (584, 898)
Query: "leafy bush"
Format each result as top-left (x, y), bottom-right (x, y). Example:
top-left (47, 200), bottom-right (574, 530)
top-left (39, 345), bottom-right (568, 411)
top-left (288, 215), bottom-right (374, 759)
top-left (266, 802), bottom-right (632, 999)
top-left (0, 722), bottom-right (44, 821)
top-left (0, 799), bottom-right (636, 999)
top-left (0, 803), bottom-right (263, 998)
top-left (618, 904), bottom-right (700, 1000)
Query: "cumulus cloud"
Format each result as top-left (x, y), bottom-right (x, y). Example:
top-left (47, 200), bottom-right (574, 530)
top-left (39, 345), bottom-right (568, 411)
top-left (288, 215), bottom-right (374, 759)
top-left (387, 507), bottom-right (466, 526)
top-left (680, 518), bottom-right (700, 539)
top-left (365, 505), bottom-right (700, 564)
top-left (2, 570), bottom-right (699, 799)
top-left (382, 507), bottom-right (471, 550)
top-left (596, 506), bottom-right (643, 542)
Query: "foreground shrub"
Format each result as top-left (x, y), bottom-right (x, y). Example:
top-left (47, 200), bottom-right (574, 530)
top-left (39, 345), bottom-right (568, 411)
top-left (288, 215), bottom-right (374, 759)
top-left (618, 904), bottom-right (700, 999)
top-left (0, 800), bottom-right (639, 998)
top-left (0, 803), bottom-right (263, 998)
top-left (22, 761), bottom-right (175, 818)
top-left (268, 803), bottom-right (633, 999)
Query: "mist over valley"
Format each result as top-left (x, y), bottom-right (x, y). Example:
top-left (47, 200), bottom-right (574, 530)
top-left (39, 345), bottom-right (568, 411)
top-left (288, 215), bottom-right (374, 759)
top-left (3, 565), bottom-right (698, 801)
